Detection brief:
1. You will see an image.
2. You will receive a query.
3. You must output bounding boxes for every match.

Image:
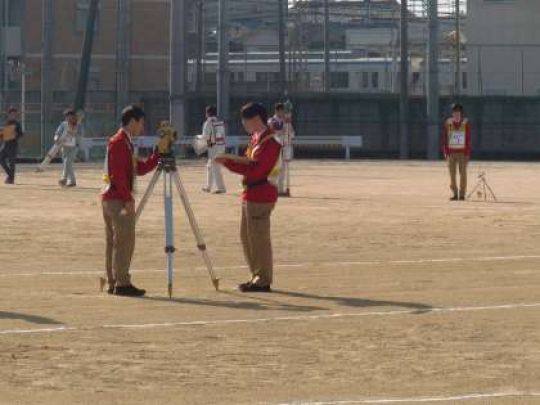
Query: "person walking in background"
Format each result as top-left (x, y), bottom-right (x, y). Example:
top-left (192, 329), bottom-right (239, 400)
top-left (55, 109), bottom-right (84, 188)
top-left (0, 107), bottom-right (24, 184)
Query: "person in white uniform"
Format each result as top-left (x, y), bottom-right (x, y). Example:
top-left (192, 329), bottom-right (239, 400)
top-left (268, 102), bottom-right (294, 197)
top-left (55, 109), bottom-right (84, 188)
top-left (202, 105), bottom-right (227, 194)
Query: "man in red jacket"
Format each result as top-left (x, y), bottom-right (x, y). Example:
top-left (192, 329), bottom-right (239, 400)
top-left (101, 105), bottom-right (159, 296)
top-left (216, 102), bottom-right (282, 292)
top-left (442, 103), bottom-right (471, 201)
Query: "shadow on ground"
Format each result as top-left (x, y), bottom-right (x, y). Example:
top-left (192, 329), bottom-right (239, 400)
top-left (271, 290), bottom-right (433, 314)
top-left (0, 311), bottom-right (64, 325)
top-left (142, 289), bottom-right (432, 315)
top-left (142, 293), bottom-right (326, 312)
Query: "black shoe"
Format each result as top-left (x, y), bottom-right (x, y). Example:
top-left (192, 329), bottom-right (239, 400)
top-left (238, 282), bottom-right (271, 293)
top-left (114, 284), bottom-right (146, 297)
top-left (106, 281), bottom-right (116, 295)
top-left (450, 195), bottom-right (458, 201)
top-left (4, 177), bottom-right (14, 185)
top-left (58, 179), bottom-right (67, 187)
top-left (459, 195), bottom-right (466, 201)
top-left (238, 280), bottom-right (253, 290)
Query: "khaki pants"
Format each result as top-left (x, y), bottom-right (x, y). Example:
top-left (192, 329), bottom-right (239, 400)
top-left (240, 202), bottom-right (275, 286)
top-left (102, 200), bottom-right (136, 287)
top-left (448, 153), bottom-right (468, 197)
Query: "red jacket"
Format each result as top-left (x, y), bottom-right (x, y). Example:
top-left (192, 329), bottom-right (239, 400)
top-left (442, 118), bottom-right (472, 157)
top-left (101, 129), bottom-right (159, 203)
top-left (223, 128), bottom-right (282, 203)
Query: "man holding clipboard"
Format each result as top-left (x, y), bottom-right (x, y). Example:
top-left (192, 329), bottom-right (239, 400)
top-left (216, 102), bottom-right (282, 292)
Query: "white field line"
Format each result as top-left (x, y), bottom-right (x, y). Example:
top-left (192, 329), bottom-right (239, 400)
top-left (0, 301), bottom-right (539, 336)
top-left (277, 390), bottom-right (540, 404)
top-left (1, 254), bottom-right (539, 278)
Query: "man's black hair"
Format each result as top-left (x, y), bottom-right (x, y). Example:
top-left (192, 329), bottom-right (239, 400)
top-left (206, 105), bottom-right (217, 117)
top-left (7, 106), bottom-right (17, 114)
top-left (121, 104), bottom-right (145, 127)
top-left (274, 102), bottom-right (285, 112)
top-left (64, 108), bottom-right (77, 117)
top-left (240, 102), bottom-right (268, 124)
top-left (451, 103), bottom-right (464, 113)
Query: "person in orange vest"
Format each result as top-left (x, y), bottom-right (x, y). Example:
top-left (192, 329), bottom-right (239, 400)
top-left (216, 102), bottom-right (282, 292)
top-left (442, 103), bottom-right (471, 201)
top-left (101, 105), bottom-right (159, 296)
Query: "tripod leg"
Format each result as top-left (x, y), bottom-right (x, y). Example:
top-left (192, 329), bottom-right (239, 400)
top-left (135, 168), bottom-right (162, 222)
top-left (164, 172), bottom-right (175, 298)
top-left (285, 159), bottom-right (291, 195)
top-left (466, 181), bottom-right (481, 200)
top-left (484, 181), bottom-right (498, 202)
top-left (171, 171), bottom-right (220, 291)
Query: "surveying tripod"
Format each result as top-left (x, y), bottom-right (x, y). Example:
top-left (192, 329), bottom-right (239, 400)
top-left (136, 154), bottom-right (220, 298)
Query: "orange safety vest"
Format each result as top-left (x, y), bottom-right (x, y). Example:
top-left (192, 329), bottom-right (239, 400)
top-left (447, 119), bottom-right (468, 150)
top-left (244, 133), bottom-right (282, 188)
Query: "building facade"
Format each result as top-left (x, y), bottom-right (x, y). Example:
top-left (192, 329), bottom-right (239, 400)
top-left (466, 0), bottom-right (540, 96)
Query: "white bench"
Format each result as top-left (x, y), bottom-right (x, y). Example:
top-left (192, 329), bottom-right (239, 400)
top-left (211, 135), bottom-right (363, 159)
top-left (294, 136), bottom-right (363, 160)
top-left (79, 135), bottom-right (363, 161)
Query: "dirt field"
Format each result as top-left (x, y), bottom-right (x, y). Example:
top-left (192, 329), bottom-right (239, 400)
top-left (0, 159), bottom-right (539, 405)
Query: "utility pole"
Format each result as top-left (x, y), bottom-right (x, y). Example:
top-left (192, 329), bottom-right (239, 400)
top-left (0, 0), bottom-right (5, 112)
top-left (74, 0), bottom-right (99, 111)
top-left (323, 0), bottom-right (330, 92)
top-left (195, 0), bottom-right (204, 93)
top-left (426, 0), bottom-right (440, 160)
top-left (20, 62), bottom-right (27, 131)
top-left (217, 0), bottom-right (230, 125)
top-left (116, 0), bottom-right (131, 120)
top-left (454, 0), bottom-right (461, 96)
top-left (41, 0), bottom-right (54, 157)
top-left (278, 0), bottom-right (287, 97)
top-left (170, 0), bottom-right (187, 135)
top-left (399, 0), bottom-right (409, 159)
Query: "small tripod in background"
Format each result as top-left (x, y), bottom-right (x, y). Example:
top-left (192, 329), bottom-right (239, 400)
top-left (467, 172), bottom-right (498, 202)
top-left (136, 154), bottom-right (220, 298)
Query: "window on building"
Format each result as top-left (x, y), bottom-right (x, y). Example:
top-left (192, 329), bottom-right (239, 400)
top-left (330, 72), bottom-right (349, 89)
top-left (371, 72), bottom-right (379, 89)
top-left (204, 72), bottom-right (217, 84)
top-left (231, 72), bottom-right (245, 83)
top-left (462, 72), bottom-right (468, 89)
top-left (88, 67), bottom-right (100, 90)
top-left (362, 72), bottom-right (369, 89)
top-left (76, 0), bottom-right (100, 33)
top-left (256, 72), bottom-right (280, 84)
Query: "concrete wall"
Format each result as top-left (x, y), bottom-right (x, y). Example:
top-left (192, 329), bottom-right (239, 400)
top-left (15, 92), bottom-right (540, 160)
top-left (188, 94), bottom-right (540, 160)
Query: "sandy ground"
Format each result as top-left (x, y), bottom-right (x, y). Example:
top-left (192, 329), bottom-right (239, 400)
top-left (0, 159), bottom-right (539, 405)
